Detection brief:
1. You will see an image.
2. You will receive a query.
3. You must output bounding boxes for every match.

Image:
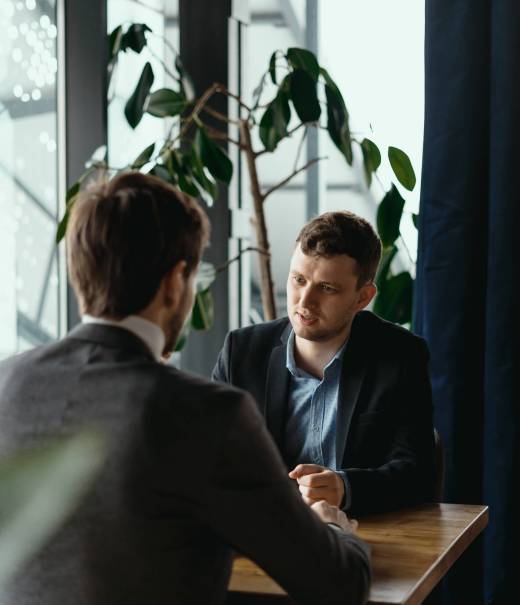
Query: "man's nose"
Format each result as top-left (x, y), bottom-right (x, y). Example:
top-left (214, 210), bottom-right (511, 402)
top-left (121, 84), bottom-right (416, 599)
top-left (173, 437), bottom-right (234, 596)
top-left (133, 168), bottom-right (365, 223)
top-left (299, 286), bottom-right (316, 308)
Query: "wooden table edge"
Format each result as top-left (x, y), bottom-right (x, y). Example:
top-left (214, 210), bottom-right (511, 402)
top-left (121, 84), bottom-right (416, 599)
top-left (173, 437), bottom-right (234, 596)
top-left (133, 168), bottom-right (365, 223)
top-left (229, 504), bottom-right (490, 605)
top-left (397, 505), bottom-right (489, 605)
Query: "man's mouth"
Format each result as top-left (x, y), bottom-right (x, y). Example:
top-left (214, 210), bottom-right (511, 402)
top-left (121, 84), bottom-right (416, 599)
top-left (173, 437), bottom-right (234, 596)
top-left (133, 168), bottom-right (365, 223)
top-left (295, 312), bottom-right (318, 326)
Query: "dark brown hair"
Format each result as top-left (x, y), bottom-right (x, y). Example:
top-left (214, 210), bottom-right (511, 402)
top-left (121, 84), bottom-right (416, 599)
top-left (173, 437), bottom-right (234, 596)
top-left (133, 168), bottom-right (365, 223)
top-left (67, 171), bottom-right (209, 317)
top-left (296, 211), bottom-right (381, 287)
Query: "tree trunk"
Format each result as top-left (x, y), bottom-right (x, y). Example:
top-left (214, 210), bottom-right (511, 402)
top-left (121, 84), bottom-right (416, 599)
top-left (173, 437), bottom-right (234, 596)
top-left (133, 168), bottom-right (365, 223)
top-left (239, 120), bottom-right (277, 321)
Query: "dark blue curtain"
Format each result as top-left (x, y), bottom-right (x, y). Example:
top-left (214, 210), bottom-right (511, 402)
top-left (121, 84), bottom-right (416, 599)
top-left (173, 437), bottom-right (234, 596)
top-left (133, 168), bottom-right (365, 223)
top-left (415, 1), bottom-right (519, 604)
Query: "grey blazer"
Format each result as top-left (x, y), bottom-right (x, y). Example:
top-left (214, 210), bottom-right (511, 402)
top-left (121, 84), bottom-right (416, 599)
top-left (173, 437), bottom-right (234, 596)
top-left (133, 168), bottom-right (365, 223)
top-left (213, 311), bottom-right (436, 514)
top-left (0, 324), bottom-right (370, 605)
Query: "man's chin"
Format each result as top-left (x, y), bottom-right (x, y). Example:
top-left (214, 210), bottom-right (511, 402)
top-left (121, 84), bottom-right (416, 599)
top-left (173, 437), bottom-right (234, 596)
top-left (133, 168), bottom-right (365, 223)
top-left (290, 317), bottom-right (323, 341)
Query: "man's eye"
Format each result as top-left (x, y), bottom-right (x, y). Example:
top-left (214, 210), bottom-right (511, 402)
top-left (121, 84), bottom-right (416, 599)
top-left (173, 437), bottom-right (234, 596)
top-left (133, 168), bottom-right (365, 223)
top-left (293, 276), bottom-right (305, 284)
top-left (321, 284), bottom-right (336, 293)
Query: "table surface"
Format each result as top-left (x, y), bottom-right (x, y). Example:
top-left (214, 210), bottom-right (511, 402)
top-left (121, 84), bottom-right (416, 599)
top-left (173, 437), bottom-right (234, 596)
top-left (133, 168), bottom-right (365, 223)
top-left (229, 503), bottom-right (489, 605)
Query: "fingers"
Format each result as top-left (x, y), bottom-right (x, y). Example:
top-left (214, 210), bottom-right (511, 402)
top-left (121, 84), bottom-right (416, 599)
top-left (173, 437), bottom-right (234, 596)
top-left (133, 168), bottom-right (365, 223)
top-left (297, 469), bottom-right (335, 487)
top-left (349, 519), bottom-right (359, 532)
top-left (299, 485), bottom-right (332, 500)
top-left (288, 463), bottom-right (324, 479)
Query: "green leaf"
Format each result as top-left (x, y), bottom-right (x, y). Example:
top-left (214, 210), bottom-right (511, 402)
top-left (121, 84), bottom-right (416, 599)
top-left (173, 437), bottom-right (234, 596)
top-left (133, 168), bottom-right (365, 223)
top-left (196, 128), bottom-right (233, 185)
top-left (149, 164), bottom-right (174, 184)
top-left (85, 144), bottom-right (107, 169)
top-left (321, 68), bottom-right (352, 165)
top-left (0, 431), bottom-right (106, 586)
top-left (177, 171), bottom-right (199, 197)
top-left (252, 73), bottom-right (267, 110)
top-left (375, 245), bottom-right (398, 289)
top-left (108, 25), bottom-right (123, 60)
top-left (412, 213), bottom-right (419, 229)
top-left (273, 92), bottom-right (291, 134)
top-left (289, 69), bottom-right (321, 122)
top-left (374, 271), bottom-right (413, 325)
top-left (189, 147), bottom-right (218, 205)
top-left (324, 83), bottom-right (352, 164)
top-left (66, 181), bottom-right (79, 204)
top-left (268, 51), bottom-right (278, 84)
top-left (146, 88), bottom-right (186, 118)
top-left (191, 288), bottom-right (214, 330)
top-left (195, 261), bottom-right (217, 292)
top-left (174, 56), bottom-right (195, 101)
top-left (56, 213), bottom-right (69, 244)
top-left (377, 185), bottom-right (405, 247)
top-left (173, 324), bottom-right (189, 352)
top-left (56, 182), bottom-right (80, 243)
top-left (388, 146), bottom-right (416, 191)
top-left (361, 138), bottom-right (381, 187)
top-left (131, 143), bottom-right (155, 169)
top-left (120, 23), bottom-right (151, 54)
top-left (259, 105), bottom-right (277, 152)
top-left (124, 62), bottom-right (154, 129)
top-left (287, 47), bottom-right (320, 81)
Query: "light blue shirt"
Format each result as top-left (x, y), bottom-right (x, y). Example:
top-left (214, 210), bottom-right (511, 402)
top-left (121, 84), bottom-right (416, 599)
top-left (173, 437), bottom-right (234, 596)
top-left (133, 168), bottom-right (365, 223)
top-left (284, 330), bottom-right (352, 509)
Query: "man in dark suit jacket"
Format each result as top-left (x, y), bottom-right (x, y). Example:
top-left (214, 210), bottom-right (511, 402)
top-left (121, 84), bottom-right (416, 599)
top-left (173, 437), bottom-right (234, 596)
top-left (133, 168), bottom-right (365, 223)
top-left (214, 211), bottom-right (435, 515)
top-left (0, 174), bottom-right (370, 605)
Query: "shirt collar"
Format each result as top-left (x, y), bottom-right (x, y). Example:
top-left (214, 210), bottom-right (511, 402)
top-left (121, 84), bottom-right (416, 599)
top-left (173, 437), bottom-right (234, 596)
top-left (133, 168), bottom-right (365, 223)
top-left (81, 314), bottom-right (165, 362)
top-left (286, 329), bottom-right (348, 379)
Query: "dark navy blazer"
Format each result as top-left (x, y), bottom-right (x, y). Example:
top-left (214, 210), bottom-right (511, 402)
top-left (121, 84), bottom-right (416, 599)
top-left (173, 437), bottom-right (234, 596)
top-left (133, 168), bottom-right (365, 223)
top-left (213, 311), bottom-right (436, 514)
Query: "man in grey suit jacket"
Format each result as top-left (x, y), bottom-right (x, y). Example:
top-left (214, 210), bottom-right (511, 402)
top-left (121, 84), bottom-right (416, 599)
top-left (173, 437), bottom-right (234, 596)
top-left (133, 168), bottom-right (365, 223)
top-left (214, 211), bottom-right (435, 515)
top-left (0, 173), bottom-right (370, 605)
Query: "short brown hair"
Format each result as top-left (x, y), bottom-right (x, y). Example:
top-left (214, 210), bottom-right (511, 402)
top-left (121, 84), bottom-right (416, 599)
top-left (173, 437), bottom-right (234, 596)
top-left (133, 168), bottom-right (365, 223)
top-left (67, 171), bottom-right (209, 317)
top-left (296, 211), bottom-right (381, 287)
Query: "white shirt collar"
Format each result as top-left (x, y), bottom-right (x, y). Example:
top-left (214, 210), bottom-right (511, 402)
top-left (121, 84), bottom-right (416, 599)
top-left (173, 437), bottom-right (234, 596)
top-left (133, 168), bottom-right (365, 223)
top-left (81, 314), bottom-right (165, 361)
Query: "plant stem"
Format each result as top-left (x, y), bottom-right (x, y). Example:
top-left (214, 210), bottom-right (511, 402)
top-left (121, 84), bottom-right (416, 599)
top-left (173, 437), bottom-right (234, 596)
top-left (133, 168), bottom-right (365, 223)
top-left (201, 105), bottom-right (240, 125)
top-left (201, 123), bottom-right (244, 149)
top-left (293, 126), bottom-right (308, 172)
top-left (146, 46), bottom-right (177, 81)
top-left (263, 156), bottom-right (326, 201)
top-left (240, 120), bottom-right (277, 321)
top-left (216, 246), bottom-right (267, 274)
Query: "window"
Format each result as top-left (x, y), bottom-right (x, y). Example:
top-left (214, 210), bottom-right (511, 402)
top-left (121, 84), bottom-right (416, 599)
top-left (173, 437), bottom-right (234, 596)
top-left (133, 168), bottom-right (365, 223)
top-left (244, 0), bottom-right (424, 321)
top-left (0, 0), bottom-right (62, 358)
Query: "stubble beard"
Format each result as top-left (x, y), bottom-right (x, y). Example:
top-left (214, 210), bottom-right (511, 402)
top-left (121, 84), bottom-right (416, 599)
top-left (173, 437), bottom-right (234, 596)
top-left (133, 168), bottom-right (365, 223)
top-left (290, 307), bottom-right (357, 344)
top-left (163, 286), bottom-right (192, 356)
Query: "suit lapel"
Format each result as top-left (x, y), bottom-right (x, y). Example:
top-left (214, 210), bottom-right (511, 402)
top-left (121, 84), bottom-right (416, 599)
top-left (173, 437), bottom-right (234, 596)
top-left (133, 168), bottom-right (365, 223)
top-left (335, 313), bottom-right (369, 467)
top-left (264, 323), bottom-right (291, 450)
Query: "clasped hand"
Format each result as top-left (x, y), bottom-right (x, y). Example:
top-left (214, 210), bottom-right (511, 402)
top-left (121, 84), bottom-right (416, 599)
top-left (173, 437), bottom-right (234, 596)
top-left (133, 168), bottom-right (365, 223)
top-left (288, 463), bottom-right (345, 507)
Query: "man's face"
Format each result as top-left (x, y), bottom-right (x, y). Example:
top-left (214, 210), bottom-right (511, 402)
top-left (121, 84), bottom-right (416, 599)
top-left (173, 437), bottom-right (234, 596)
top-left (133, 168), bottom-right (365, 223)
top-left (286, 244), bottom-right (370, 343)
top-left (163, 267), bottom-right (197, 355)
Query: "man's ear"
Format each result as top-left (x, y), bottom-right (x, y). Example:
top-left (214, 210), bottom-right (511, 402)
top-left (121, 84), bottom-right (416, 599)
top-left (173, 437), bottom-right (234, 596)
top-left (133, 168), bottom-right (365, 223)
top-left (356, 282), bottom-right (377, 311)
top-left (162, 260), bottom-right (188, 309)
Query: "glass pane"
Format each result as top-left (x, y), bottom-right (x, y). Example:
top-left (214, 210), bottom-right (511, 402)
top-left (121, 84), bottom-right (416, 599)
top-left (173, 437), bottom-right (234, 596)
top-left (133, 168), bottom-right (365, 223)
top-left (245, 0), bottom-right (424, 323)
top-left (107, 0), bottom-right (179, 169)
top-left (0, 0), bottom-right (61, 359)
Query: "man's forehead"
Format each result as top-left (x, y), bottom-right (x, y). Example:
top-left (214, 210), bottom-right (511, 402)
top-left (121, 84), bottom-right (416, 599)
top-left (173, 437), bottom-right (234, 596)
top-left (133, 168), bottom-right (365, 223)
top-left (289, 246), bottom-right (359, 280)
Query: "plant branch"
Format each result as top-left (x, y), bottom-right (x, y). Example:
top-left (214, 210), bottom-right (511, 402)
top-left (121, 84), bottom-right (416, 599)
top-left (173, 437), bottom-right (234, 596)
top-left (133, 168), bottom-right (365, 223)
top-left (398, 233), bottom-right (415, 267)
top-left (202, 124), bottom-right (244, 149)
top-left (146, 30), bottom-right (179, 58)
top-left (201, 105), bottom-right (240, 125)
top-left (146, 46), bottom-right (178, 81)
top-left (219, 86), bottom-right (252, 114)
top-left (287, 123), bottom-right (305, 138)
top-left (263, 156), bottom-right (327, 201)
top-left (293, 126), bottom-right (308, 172)
top-left (170, 83), bottom-right (220, 144)
top-left (216, 246), bottom-right (268, 274)
top-left (254, 123), bottom-right (306, 159)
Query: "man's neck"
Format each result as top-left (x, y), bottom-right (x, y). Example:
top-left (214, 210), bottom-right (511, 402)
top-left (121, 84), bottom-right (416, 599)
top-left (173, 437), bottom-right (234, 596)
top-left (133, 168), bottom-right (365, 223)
top-left (294, 325), bottom-right (351, 379)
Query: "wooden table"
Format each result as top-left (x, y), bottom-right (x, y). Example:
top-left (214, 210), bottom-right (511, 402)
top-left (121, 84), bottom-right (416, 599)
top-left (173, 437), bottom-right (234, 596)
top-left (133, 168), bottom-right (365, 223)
top-left (229, 503), bottom-right (488, 605)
